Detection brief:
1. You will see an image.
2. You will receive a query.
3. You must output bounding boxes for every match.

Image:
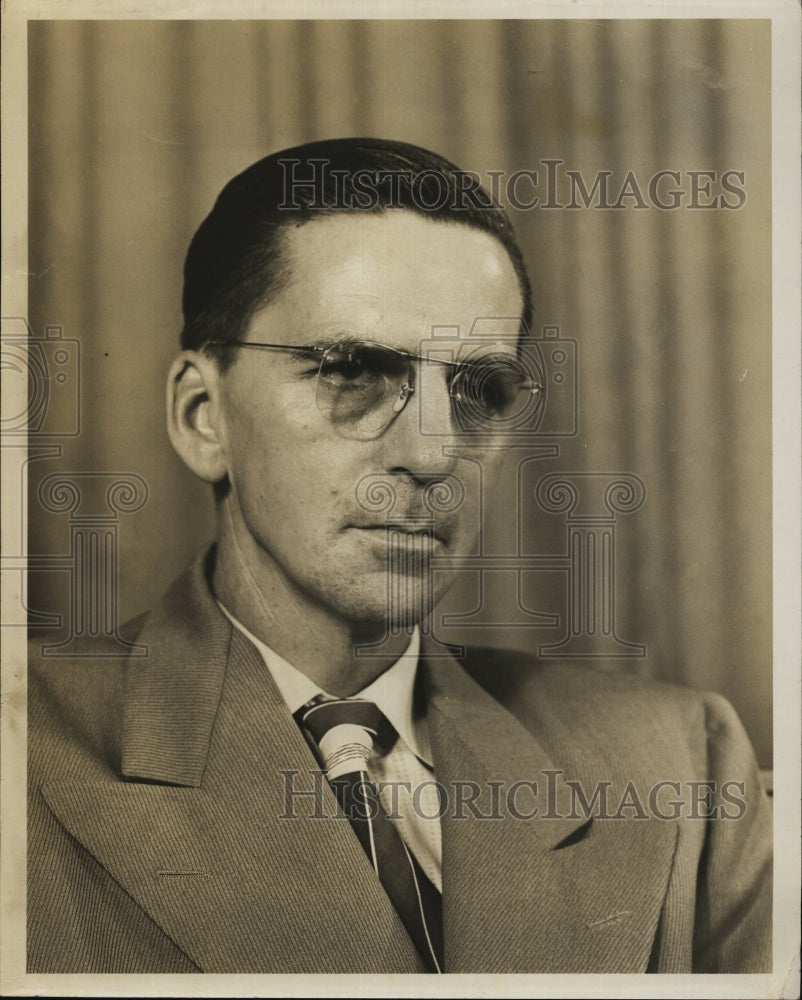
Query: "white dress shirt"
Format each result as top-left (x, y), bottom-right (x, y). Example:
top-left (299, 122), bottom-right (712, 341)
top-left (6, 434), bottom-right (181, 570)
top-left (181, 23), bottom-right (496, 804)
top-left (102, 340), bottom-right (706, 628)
top-left (218, 605), bottom-right (443, 891)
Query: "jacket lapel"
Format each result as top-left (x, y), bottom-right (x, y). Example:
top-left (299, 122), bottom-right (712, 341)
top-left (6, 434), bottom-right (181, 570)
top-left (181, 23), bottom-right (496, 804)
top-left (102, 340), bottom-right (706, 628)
top-left (422, 642), bottom-right (678, 973)
top-left (42, 555), bottom-right (425, 973)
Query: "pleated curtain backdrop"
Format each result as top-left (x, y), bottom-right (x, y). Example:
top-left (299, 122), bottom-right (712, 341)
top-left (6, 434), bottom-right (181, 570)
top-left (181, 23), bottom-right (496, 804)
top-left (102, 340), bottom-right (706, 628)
top-left (27, 19), bottom-right (772, 765)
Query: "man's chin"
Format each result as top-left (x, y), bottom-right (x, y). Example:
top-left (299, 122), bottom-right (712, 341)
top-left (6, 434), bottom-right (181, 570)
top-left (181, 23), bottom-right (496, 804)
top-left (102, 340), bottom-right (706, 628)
top-left (327, 565), bottom-right (458, 635)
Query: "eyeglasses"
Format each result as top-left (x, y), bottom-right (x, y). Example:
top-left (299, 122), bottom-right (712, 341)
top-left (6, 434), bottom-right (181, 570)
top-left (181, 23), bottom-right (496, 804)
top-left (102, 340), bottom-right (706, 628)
top-left (207, 339), bottom-right (544, 440)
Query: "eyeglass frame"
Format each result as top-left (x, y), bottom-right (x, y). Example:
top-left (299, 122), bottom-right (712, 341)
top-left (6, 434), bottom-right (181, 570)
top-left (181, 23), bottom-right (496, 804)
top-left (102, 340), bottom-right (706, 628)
top-left (204, 337), bottom-right (544, 435)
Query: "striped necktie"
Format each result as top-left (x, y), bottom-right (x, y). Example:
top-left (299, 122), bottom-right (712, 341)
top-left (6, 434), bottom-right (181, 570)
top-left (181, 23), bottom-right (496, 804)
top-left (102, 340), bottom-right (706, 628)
top-left (295, 695), bottom-right (444, 973)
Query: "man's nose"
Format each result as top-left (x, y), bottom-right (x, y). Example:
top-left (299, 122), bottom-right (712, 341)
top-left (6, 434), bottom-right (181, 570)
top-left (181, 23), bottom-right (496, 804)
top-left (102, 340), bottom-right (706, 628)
top-left (377, 366), bottom-right (459, 479)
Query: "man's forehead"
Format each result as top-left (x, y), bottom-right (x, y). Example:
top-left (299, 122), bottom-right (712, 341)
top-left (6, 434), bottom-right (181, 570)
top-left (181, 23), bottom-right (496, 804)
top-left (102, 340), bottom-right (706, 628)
top-left (249, 210), bottom-right (524, 348)
top-left (278, 209), bottom-right (516, 273)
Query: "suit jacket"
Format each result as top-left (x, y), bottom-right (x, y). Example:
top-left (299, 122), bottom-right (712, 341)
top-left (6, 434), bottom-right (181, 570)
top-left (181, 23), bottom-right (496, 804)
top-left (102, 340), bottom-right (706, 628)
top-left (28, 550), bottom-right (772, 974)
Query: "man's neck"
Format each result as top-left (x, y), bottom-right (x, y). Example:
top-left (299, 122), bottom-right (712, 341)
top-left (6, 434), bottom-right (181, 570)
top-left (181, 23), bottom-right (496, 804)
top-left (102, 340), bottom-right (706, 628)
top-left (212, 539), bottom-right (414, 696)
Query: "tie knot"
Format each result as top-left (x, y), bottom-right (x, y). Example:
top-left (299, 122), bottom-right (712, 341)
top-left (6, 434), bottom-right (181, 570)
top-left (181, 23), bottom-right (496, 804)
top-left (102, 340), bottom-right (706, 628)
top-left (295, 697), bottom-right (389, 780)
top-left (296, 695), bottom-right (384, 741)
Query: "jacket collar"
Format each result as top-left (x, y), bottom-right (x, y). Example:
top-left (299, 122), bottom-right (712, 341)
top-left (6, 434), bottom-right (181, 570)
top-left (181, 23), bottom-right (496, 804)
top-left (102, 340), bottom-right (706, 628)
top-left (121, 548), bottom-right (232, 786)
top-left (421, 634), bottom-right (586, 849)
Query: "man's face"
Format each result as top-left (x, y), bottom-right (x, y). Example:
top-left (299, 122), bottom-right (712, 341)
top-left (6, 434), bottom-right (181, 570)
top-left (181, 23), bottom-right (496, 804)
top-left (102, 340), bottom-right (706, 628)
top-left (215, 210), bottom-right (524, 630)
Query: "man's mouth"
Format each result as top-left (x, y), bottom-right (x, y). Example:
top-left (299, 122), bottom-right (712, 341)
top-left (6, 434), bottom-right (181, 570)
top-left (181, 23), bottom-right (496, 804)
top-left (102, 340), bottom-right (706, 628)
top-left (348, 524), bottom-right (450, 548)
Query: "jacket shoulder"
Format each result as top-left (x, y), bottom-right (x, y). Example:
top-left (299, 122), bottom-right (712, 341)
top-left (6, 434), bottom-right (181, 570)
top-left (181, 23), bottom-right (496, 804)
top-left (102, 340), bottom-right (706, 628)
top-left (461, 644), bottom-right (754, 780)
top-left (462, 643), bottom-right (719, 711)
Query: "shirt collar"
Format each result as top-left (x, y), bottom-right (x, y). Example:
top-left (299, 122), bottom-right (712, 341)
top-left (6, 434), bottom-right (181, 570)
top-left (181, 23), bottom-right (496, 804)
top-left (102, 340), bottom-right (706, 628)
top-left (217, 603), bottom-right (431, 766)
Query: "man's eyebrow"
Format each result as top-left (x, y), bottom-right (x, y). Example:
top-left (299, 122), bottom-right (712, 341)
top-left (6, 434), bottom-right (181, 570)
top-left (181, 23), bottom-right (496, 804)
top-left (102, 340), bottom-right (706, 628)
top-left (297, 334), bottom-right (416, 355)
top-left (292, 334), bottom-right (489, 368)
top-left (298, 334), bottom-right (361, 349)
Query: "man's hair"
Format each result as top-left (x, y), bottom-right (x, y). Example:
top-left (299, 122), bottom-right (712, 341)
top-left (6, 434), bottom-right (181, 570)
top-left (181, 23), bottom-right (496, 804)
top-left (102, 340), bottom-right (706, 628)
top-left (181, 137), bottom-right (533, 370)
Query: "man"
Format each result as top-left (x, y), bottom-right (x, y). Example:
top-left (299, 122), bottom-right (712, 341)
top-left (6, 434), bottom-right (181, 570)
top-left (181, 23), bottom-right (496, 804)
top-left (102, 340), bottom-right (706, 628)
top-left (28, 138), bottom-right (772, 974)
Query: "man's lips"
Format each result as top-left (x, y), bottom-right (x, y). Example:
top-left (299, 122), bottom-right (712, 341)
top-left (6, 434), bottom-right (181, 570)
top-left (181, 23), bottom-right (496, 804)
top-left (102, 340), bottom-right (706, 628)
top-left (347, 524), bottom-right (451, 545)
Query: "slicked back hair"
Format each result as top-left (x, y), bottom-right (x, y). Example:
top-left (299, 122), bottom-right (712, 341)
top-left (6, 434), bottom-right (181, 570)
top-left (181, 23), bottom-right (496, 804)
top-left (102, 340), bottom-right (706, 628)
top-left (181, 137), bottom-right (533, 370)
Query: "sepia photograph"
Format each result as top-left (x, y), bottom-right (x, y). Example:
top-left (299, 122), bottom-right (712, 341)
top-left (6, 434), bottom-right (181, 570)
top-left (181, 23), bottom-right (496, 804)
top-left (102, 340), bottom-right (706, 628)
top-left (1, 3), bottom-right (799, 997)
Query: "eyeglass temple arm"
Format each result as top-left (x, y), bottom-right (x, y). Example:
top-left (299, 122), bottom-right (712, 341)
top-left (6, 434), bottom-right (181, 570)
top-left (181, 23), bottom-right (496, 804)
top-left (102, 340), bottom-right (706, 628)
top-left (205, 340), bottom-right (326, 357)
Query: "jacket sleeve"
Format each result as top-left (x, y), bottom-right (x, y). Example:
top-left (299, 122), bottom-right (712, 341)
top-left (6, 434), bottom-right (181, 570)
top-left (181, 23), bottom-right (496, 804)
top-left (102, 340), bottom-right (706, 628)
top-left (691, 691), bottom-right (772, 973)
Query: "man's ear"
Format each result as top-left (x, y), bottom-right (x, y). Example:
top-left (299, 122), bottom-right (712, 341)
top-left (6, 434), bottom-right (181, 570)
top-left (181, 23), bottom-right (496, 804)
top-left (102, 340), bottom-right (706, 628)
top-left (166, 350), bottom-right (229, 483)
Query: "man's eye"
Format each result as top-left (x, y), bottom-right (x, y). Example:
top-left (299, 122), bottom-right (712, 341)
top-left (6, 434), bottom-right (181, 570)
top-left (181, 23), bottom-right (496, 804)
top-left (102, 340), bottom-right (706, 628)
top-left (329, 360), bottom-right (359, 379)
top-left (453, 356), bottom-right (530, 417)
top-left (321, 352), bottom-right (370, 382)
top-left (320, 346), bottom-right (402, 384)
